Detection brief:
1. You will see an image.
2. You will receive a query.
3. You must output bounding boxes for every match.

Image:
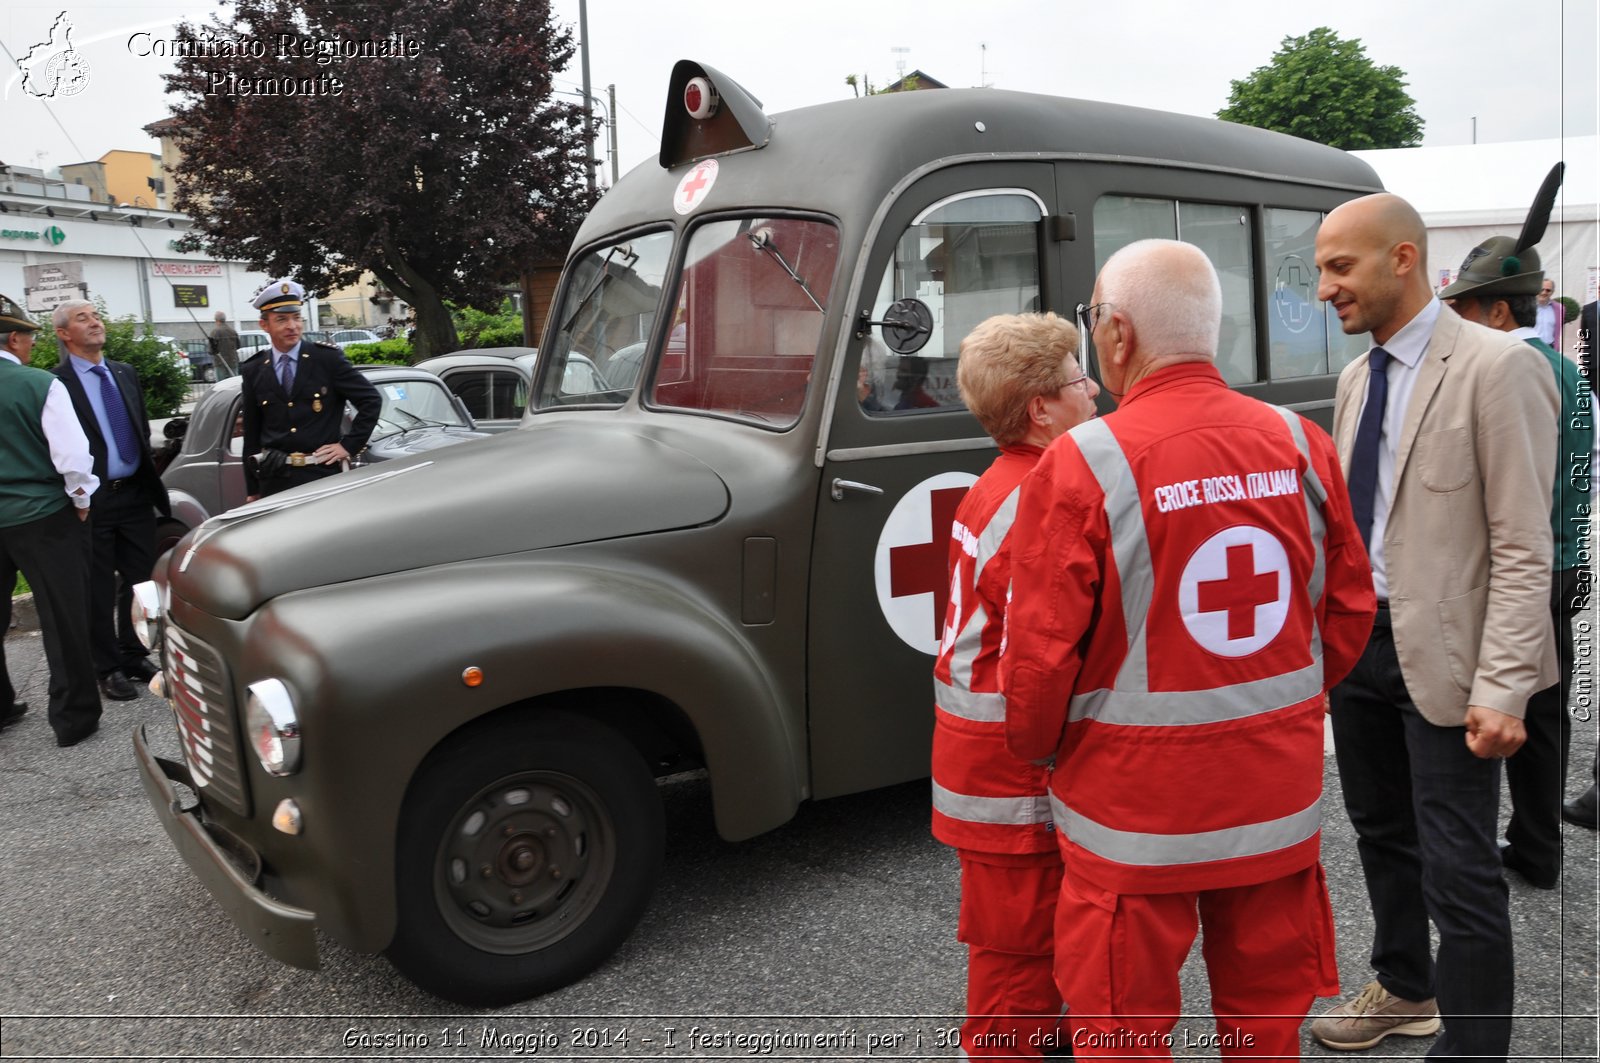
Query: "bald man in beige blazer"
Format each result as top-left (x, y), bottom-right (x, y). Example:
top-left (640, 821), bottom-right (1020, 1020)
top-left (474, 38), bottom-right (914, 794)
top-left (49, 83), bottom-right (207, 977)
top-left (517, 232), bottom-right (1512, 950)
top-left (1308, 194), bottom-right (1557, 1063)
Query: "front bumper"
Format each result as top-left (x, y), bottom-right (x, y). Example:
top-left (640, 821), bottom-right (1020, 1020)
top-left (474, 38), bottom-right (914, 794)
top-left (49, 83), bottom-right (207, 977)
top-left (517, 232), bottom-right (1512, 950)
top-left (135, 723), bottom-right (320, 970)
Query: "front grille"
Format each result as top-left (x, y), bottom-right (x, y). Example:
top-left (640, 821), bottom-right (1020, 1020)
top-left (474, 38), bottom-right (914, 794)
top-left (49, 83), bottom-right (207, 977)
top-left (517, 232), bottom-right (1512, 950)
top-left (163, 623), bottom-right (250, 816)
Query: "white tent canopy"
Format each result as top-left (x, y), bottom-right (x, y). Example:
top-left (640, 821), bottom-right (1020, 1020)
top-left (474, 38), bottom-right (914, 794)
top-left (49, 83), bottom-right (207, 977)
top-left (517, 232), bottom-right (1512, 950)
top-left (1355, 136), bottom-right (1599, 306)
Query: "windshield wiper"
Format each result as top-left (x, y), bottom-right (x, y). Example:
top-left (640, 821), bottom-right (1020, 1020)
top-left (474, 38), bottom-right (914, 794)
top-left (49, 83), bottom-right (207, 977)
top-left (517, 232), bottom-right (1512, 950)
top-left (747, 228), bottom-right (824, 313)
top-left (391, 407), bottom-right (450, 433)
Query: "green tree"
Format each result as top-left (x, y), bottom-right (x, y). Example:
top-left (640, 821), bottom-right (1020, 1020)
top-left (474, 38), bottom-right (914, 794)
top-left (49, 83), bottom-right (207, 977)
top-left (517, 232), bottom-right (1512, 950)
top-left (1217, 27), bottom-right (1424, 150)
top-left (28, 302), bottom-right (190, 418)
top-left (161, 0), bottom-right (596, 360)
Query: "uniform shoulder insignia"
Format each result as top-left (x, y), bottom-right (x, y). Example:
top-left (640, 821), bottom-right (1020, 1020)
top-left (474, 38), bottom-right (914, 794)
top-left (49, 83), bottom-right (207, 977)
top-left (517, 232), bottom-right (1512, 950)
top-left (241, 349), bottom-right (269, 366)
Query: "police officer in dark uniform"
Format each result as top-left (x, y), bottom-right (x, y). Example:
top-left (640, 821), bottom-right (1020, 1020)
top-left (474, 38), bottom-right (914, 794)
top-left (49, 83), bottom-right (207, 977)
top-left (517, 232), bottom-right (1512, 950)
top-left (241, 280), bottom-right (381, 499)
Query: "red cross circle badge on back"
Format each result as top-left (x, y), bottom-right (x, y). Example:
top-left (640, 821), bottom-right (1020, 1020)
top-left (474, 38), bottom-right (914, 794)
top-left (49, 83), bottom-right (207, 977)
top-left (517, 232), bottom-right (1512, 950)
top-left (1177, 525), bottom-right (1291, 658)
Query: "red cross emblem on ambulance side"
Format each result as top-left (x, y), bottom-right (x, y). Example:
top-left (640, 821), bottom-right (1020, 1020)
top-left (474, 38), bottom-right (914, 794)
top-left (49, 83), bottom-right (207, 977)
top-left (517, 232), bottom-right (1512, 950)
top-left (1177, 525), bottom-right (1291, 658)
top-left (875, 472), bottom-right (979, 654)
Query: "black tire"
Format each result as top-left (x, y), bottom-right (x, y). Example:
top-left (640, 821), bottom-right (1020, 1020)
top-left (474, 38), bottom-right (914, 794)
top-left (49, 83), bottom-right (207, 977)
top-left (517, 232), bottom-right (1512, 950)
top-left (155, 519), bottom-right (189, 560)
top-left (386, 711), bottom-right (664, 1006)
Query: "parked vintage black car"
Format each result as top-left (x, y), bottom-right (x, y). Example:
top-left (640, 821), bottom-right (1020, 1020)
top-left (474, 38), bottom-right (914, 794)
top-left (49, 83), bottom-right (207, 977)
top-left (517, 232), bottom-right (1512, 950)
top-left (158, 364), bottom-right (488, 547)
top-left (416, 347), bottom-right (607, 433)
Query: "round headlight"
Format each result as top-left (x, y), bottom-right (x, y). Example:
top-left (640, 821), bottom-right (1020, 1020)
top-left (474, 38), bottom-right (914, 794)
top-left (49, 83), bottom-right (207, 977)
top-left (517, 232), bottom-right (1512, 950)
top-left (131, 581), bottom-right (163, 650)
top-left (245, 679), bottom-right (301, 776)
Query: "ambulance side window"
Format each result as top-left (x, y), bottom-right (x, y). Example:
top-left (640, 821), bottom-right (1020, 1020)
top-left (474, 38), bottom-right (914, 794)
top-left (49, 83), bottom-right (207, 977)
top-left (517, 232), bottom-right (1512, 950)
top-left (1092, 195), bottom-right (1259, 386)
top-left (1265, 208), bottom-right (1369, 379)
top-left (861, 191), bottom-right (1043, 415)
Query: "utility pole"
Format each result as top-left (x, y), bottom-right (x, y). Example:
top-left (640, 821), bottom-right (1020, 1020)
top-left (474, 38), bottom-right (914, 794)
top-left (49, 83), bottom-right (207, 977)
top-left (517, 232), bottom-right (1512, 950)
top-left (607, 83), bottom-right (619, 186)
top-left (579, 0), bottom-right (595, 193)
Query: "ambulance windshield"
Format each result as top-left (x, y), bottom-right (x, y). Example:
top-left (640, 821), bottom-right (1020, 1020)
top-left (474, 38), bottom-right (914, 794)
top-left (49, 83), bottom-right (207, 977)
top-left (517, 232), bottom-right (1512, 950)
top-left (537, 230), bottom-right (675, 408)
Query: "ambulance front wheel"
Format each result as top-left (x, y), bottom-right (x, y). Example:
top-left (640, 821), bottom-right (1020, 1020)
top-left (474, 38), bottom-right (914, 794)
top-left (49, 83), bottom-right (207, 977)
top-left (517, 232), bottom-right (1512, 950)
top-left (386, 711), bottom-right (665, 1006)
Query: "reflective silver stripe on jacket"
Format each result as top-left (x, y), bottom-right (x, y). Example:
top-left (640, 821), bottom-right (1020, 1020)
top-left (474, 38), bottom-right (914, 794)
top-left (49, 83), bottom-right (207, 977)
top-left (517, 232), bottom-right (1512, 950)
top-left (1269, 405), bottom-right (1328, 609)
top-left (1068, 656), bottom-right (1324, 725)
top-left (935, 677), bottom-right (1007, 722)
top-left (934, 781), bottom-right (1053, 825)
top-left (945, 486), bottom-right (1022, 693)
top-left (1069, 419), bottom-right (1155, 690)
top-left (1050, 792), bottom-right (1320, 866)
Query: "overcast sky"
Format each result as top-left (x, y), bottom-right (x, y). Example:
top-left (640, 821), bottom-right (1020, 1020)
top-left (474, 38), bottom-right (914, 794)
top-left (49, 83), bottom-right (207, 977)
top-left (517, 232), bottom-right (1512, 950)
top-left (3, 0), bottom-right (1596, 183)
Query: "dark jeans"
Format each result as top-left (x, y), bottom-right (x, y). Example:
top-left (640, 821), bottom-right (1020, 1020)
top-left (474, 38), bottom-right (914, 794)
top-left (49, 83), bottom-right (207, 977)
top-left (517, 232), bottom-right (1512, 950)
top-left (1504, 566), bottom-right (1586, 873)
top-left (1330, 610), bottom-right (1512, 1063)
top-left (87, 482), bottom-right (158, 675)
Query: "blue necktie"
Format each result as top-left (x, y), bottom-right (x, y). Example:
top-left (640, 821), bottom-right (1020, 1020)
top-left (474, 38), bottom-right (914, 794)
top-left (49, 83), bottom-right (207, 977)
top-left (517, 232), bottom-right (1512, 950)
top-left (1347, 346), bottom-right (1390, 550)
top-left (278, 354), bottom-right (296, 393)
top-left (89, 364), bottom-right (140, 465)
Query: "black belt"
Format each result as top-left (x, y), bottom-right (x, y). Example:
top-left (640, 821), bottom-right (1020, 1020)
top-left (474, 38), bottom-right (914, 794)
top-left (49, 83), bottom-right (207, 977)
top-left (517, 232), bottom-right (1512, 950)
top-left (104, 477), bottom-right (136, 491)
top-left (1372, 600), bottom-right (1391, 627)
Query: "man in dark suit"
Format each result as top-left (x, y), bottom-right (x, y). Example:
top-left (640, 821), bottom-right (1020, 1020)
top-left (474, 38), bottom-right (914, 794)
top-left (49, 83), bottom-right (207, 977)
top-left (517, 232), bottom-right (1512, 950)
top-left (240, 280), bottom-right (380, 499)
top-left (51, 300), bottom-right (171, 701)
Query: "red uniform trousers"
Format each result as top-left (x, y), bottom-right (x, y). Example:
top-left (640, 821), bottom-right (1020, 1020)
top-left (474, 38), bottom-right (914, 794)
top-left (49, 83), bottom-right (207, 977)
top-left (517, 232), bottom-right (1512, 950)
top-left (958, 851), bottom-right (1065, 1059)
top-left (1053, 860), bottom-right (1337, 1062)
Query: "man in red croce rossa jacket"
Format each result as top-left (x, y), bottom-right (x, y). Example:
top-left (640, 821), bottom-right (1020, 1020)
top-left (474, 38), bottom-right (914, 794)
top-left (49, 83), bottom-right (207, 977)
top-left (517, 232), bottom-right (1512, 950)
top-left (1003, 239), bottom-right (1376, 1060)
top-left (933, 311), bottom-right (1099, 1058)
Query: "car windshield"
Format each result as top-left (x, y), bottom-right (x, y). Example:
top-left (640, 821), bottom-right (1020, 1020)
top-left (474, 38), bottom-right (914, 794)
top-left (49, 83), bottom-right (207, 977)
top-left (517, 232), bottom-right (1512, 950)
top-left (534, 230), bottom-right (674, 409)
top-left (369, 378), bottom-right (470, 437)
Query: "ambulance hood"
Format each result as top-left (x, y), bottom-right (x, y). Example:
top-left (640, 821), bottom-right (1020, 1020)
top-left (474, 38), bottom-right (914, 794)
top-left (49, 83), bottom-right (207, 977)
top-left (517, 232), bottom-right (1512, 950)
top-left (166, 421), bottom-right (731, 620)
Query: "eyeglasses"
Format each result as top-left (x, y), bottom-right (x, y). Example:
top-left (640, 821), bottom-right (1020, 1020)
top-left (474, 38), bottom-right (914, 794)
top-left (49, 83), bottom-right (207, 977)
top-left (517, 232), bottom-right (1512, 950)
top-left (1060, 372), bottom-right (1092, 393)
top-left (1076, 301), bottom-right (1115, 332)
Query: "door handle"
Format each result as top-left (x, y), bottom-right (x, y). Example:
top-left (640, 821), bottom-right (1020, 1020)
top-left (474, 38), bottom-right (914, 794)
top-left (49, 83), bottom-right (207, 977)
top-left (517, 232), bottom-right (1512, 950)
top-left (831, 478), bottom-right (884, 502)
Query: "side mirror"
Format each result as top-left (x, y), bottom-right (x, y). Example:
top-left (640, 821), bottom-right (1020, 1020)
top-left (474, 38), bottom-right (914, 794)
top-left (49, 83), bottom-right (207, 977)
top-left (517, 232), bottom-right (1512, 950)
top-left (163, 417), bottom-right (189, 441)
top-left (856, 298), bottom-right (933, 356)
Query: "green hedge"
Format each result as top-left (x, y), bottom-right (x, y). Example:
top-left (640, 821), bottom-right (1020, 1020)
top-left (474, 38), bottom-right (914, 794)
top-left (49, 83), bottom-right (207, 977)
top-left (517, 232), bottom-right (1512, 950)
top-left (344, 339), bottom-right (412, 365)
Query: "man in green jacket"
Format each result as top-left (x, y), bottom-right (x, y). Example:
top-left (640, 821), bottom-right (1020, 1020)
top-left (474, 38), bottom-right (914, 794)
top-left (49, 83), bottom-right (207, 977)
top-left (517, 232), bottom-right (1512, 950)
top-left (1442, 240), bottom-right (1594, 888)
top-left (0, 294), bottom-right (101, 746)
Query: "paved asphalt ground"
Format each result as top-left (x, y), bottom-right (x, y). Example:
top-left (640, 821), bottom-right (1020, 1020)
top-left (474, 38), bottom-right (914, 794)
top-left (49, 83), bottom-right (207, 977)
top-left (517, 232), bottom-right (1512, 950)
top-left (0, 630), bottom-right (1595, 1061)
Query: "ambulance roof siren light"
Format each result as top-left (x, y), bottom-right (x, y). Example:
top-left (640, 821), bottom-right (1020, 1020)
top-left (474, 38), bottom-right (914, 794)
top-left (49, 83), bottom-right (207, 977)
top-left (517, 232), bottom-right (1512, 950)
top-left (685, 76), bottom-right (720, 121)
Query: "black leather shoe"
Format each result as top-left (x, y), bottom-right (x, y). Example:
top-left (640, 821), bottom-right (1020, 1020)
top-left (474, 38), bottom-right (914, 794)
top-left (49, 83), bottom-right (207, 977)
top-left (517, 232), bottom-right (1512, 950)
top-left (1563, 785), bottom-right (1599, 830)
top-left (1, 702), bottom-right (28, 730)
top-left (98, 669), bottom-right (138, 701)
top-left (121, 657), bottom-right (159, 682)
top-left (55, 718), bottom-right (100, 747)
top-left (1500, 844), bottom-right (1558, 890)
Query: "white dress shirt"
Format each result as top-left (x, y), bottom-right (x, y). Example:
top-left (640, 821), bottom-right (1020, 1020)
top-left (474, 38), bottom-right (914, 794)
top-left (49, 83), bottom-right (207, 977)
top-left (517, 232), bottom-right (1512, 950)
top-left (0, 351), bottom-right (99, 507)
top-left (1352, 297), bottom-right (1441, 601)
top-left (1535, 302), bottom-right (1559, 345)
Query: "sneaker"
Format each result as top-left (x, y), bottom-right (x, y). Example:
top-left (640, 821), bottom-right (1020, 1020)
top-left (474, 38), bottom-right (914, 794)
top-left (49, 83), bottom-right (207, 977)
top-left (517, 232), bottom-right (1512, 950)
top-left (1310, 981), bottom-right (1440, 1050)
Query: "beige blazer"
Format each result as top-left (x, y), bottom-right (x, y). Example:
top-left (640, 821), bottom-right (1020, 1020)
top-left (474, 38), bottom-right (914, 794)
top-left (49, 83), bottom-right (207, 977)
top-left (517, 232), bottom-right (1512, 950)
top-left (1332, 308), bottom-right (1558, 725)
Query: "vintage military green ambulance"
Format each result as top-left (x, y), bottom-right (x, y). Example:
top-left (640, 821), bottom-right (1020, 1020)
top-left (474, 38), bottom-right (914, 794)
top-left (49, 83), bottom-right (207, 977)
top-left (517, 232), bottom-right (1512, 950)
top-left (133, 60), bottom-right (1381, 1005)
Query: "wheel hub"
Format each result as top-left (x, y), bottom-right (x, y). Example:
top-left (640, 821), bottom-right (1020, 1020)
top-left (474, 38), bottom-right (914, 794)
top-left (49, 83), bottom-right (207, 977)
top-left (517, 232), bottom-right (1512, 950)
top-left (434, 774), bottom-right (614, 953)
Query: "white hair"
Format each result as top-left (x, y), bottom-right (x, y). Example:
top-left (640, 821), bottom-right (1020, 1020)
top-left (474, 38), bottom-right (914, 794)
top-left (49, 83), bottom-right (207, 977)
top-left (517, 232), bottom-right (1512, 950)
top-left (51, 300), bottom-right (95, 329)
top-left (1098, 239), bottom-right (1221, 358)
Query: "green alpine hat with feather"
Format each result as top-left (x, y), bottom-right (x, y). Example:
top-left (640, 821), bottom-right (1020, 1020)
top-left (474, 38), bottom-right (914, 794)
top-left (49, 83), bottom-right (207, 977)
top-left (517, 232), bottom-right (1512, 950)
top-left (1439, 161), bottom-right (1564, 300)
